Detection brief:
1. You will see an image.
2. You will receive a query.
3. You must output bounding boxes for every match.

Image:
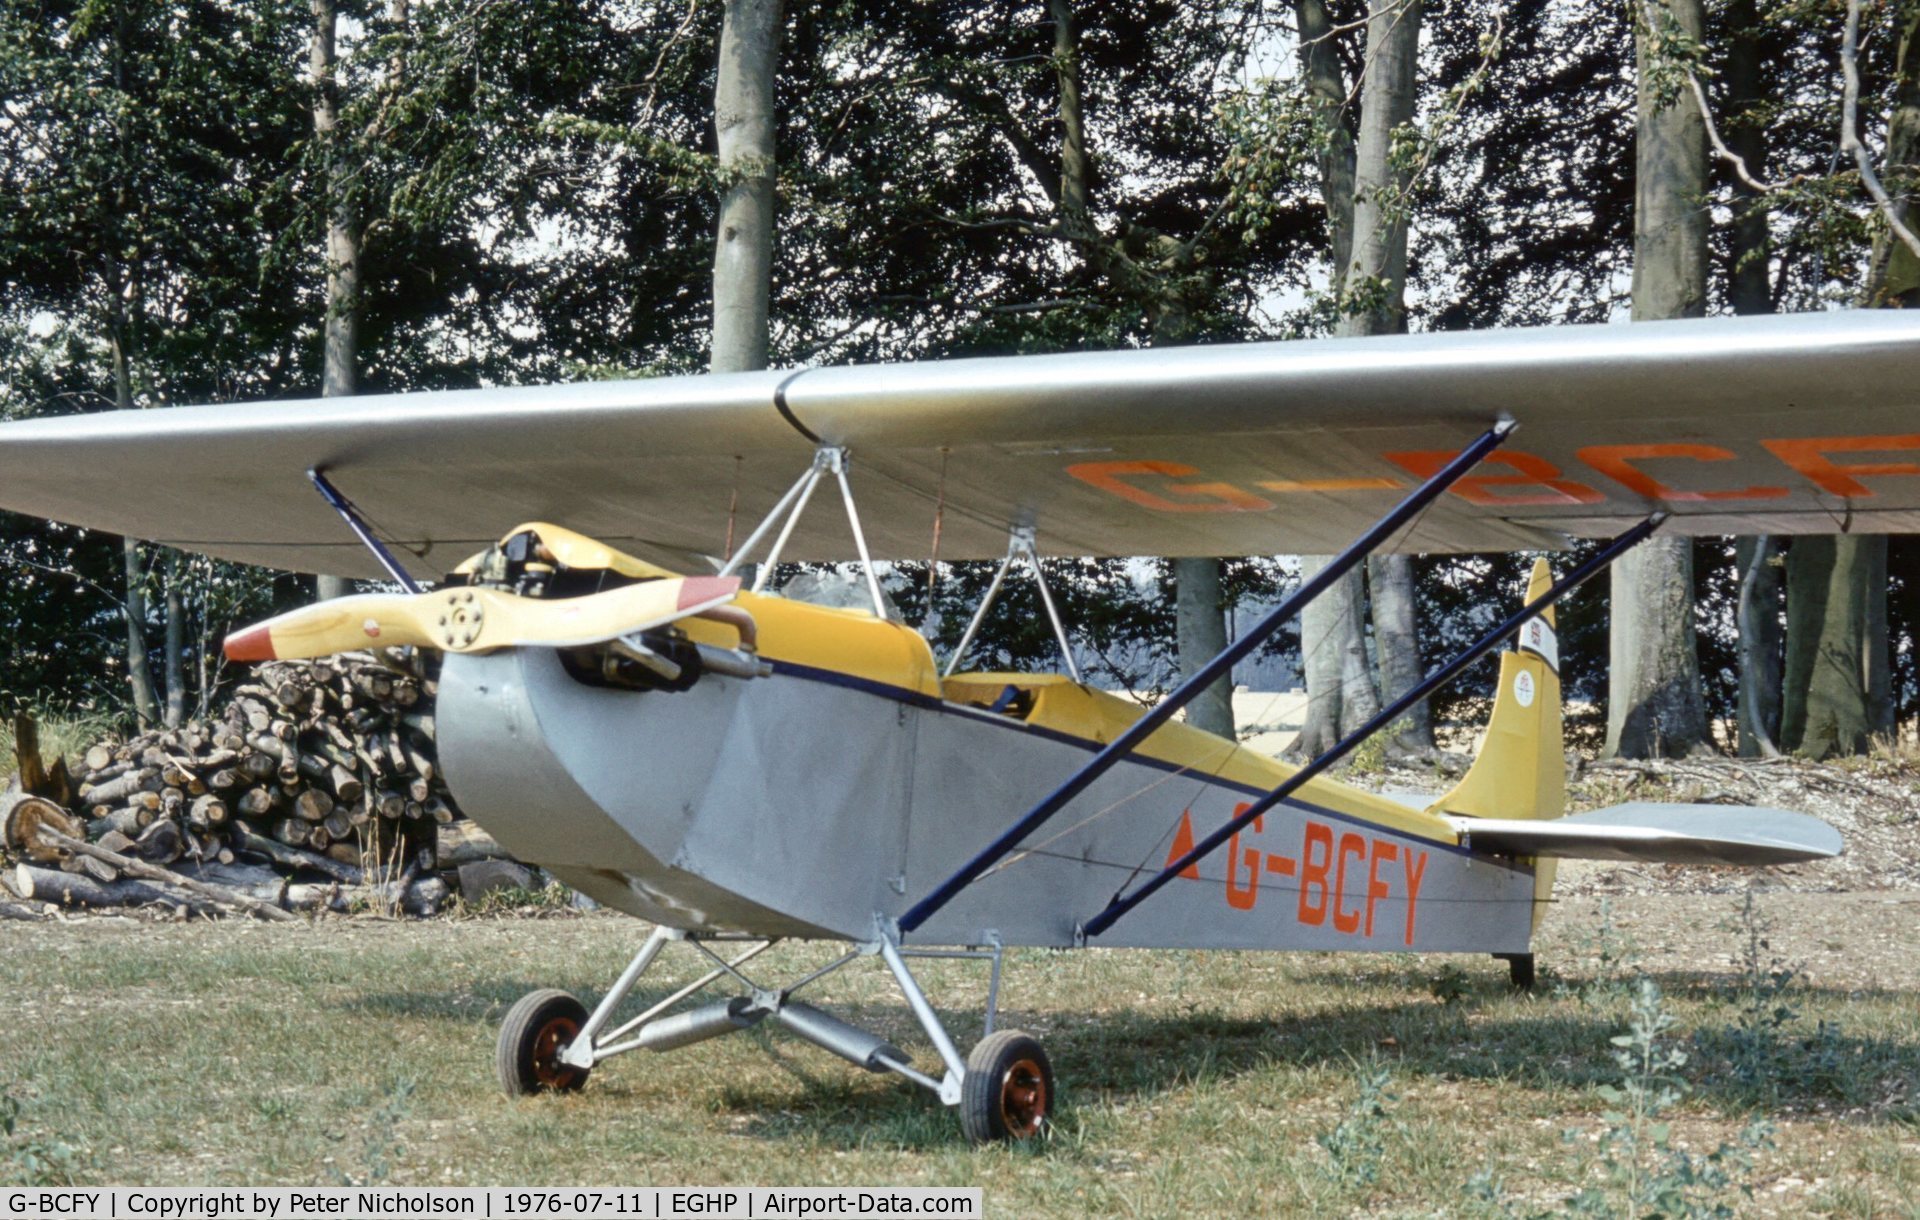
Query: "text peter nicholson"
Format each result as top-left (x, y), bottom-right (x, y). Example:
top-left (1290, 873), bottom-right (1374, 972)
top-left (4, 1187), bottom-right (983, 1219)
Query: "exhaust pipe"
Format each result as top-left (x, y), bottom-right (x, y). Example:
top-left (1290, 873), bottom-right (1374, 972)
top-left (772, 1002), bottom-right (909, 1072)
top-left (636, 997), bottom-right (762, 1053)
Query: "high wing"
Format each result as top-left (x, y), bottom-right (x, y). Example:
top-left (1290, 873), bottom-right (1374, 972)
top-left (1, 310), bottom-right (1917, 579)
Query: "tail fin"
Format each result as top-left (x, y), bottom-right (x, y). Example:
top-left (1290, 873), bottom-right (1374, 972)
top-left (1428, 558), bottom-right (1564, 931)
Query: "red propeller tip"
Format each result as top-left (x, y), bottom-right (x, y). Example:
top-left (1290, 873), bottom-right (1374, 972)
top-left (223, 624), bottom-right (277, 662)
top-left (677, 576), bottom-right (742, 610)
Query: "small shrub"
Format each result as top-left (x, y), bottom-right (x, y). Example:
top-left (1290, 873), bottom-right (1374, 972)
top-left (1318, 1061), bottom-right (1398, 1190)
top-left (1429, 962), bottom-right (1471, 1005)
top-left (1, 1087), bottom-right (91, 1187)
top-left (1567, 978), bottom-right (1770, 1218)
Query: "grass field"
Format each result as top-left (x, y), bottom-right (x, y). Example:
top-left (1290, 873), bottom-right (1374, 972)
top-left (3, 891), bottom-right (1917, 1217)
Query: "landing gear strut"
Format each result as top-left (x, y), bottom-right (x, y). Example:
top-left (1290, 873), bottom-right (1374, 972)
top-left (495, 927), bottom-right (1052, 1144)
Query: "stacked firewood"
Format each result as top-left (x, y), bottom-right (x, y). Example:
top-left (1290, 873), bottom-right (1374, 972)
top-left (4, 650), bottom-right (457, 916)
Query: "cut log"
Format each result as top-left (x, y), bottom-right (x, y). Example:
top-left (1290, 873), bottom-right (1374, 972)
top-left (78, 768), bottom-right (156, 808)
top-left (328, 764), bottom-right (364, 804)
top-left (437, 820), bottom-right (510, 867)
top-left (3, 792), bottom-right (84, 864)
top-left (69, 853), bottom-right (119, 884)
top-left (83, 744), bottom-right (116, 773)
top-left (187, 794), bottom-right (228, 829)
top-left (271, 818), bottom-right (310, 847)
top-left (423, 796), bottom-right (456, 824)
top-left (130, 818), bottom-right (184, 865)
top-left (86, 806), bottom-right (153, 839)
top-left (30, 828), bottom-right (297, 922)
top-left (293, 789), bottom-right (334, 823)
top-left (12, 863), bottom-right (208, 912)
top-left (230, 826), bottom-right (363, 884)
top-left (457, 859), bottom-right (535, 901)
top-left (236, 787), bottom-right (279, 817)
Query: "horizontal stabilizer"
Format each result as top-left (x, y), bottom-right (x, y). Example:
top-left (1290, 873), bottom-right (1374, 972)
top-left (1443, 802), bottom-right (1843, 866)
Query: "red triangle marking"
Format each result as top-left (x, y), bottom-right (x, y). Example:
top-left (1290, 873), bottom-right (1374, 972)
top-left (1166, 809), bottom-right (1201, 880)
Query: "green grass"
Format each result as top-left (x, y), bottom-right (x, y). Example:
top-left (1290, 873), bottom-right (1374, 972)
top-left (0, 705), bottom-right (125, 772)
top-left (2, 895), bottom-right (1916, 1216)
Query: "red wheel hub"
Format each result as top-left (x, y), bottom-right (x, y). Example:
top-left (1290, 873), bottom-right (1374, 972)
top-left (999, 1057), bottom-right (1048, 1137)
top-left (530, 1015), bottom-right (585, 1090)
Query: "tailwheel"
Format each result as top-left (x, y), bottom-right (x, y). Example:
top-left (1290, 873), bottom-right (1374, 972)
top-left (1499, 953), bottom-right (1537, 992)
top-left (960, 1030), bottom-right (1053, 1144)
top-left (497, 989), bottom-right (591, 1096)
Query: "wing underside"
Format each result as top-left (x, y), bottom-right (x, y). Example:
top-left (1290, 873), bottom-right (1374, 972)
top-left (1, 311), bottom-right (1918, 577)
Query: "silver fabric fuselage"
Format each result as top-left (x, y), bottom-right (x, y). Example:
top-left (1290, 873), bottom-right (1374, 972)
top-left (437, 648), bottom-right (1536, 953)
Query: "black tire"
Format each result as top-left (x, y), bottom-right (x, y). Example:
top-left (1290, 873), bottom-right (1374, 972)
top-left (497, 989), bottom-right (591, 1096)
top-left (960, 1030), bottom-right (1053, 1144)
top-left (1501, 953), bottom-right (1537, 992)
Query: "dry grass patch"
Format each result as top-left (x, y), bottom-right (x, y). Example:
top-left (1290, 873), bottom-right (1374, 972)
top-left (1, 892), bottom-right (1916, 1216)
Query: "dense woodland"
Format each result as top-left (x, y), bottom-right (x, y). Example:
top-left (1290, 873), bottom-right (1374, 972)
top-left (0, 0), bottom-right (1916, 760)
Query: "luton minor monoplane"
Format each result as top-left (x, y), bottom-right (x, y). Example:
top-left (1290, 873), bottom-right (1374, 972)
top-left (0, 311), bottom-right (1901, 1141)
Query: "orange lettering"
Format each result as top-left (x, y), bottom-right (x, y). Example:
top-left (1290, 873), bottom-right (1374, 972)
top-left (1763, 434), bottom-right (1920, 498)
top-left (1364, 841), bottom-right (1398, 938)
top-left (1257, 477), bottom-right (1404, 493)
top-left (1333, 833), bottom-right (1366, 933)
top-left (1164, 809), bottom-right (1201, 880)
top-left (1385, 450), bottom-right (1605, 506)
top-left (1225, 833), bottom-right (1260, 910)
top-left (1066, 460), bottom-right (1273, 513)
top-left (1577, 443), bottom-right (1787, 502)
top-left (1298, 821), bottom-right (1333, 926)
top-left (1401, 849), bottom-right (1428, 946)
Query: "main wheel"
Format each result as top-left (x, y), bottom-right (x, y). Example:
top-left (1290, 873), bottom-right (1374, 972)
top-left (497, 989), bottom-right (591, 1096)
top-left (960, 1030), bottom-right (1053, 1144)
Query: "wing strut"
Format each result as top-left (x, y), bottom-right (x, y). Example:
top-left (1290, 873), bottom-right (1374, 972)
top-left (896, 419), bottom-right (1519, 935)
top-left (309, 468), bottom-right (424, 593)
top-left (1078, 511), bottom-right (1668, 940)
top-left (944, 525), bottom-right (1081, 683)
top-left (719, 446), bottom-right (890, 619)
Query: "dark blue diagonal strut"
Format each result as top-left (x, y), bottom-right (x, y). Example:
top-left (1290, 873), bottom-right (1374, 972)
top-left (896, 419), bottom-right (1519, 934)
top-left (309, 468), bottom-right (424, 594)
top-left (1078, 511), bottom-right (1668, 941)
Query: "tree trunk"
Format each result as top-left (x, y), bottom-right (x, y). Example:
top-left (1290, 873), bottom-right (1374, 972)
top-left (1367, 555), bottom-right (1429, 753)
top-left (1864, 535), bottom-right (1893, 738)
top-left (1294, 0), bottom-right (1422, 758)
top-left (1865, 7), bottom-right (1920, 309)
top-left (1726, 0), bottom-right (1777, 758)
top-left (1734, 536), bottom-right (1782, 756)
top-left (711, 0), bottom-right (783, 375)
top-left (311, 0), bottom-right (356, 603)
top-left (163, 551), bottom-right (186, 729)
top-left (1293, 0), bottom-right (1357, 292)
top-left (1337, 0), bottom-right (1421, 330)
top-left (1290, 559), bottom-right (1373, 758)
top-left (1607, 0), bottom-right (1709, 758)
top-left (1797, 535), bottom-right (1873, 759)
top-left (1781, 537), bottom-right (1829, 752)
top-left (112, 320), bottom-right (159, 726)
top-left (1174, 558), bottom-right (1233, 737)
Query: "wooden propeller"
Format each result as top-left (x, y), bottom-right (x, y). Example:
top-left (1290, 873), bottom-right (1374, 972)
top-left (224, 576), bottom-right (741, 662)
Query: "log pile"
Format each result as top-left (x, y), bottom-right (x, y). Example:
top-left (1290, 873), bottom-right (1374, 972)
top-left (0, 651), bottom-right (461, 917)
top-left (69, 651), bottom-right (448, 867)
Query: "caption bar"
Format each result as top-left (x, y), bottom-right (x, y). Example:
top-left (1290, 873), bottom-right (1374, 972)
top-left (3, 1189), bottom-right (981, 1220)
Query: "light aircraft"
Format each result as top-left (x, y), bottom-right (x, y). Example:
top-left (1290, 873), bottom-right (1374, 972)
top-left (0, 310), bottom-right (1904, 1142)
